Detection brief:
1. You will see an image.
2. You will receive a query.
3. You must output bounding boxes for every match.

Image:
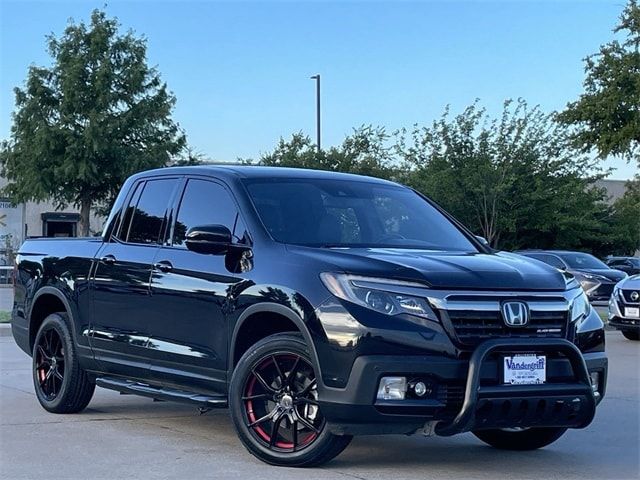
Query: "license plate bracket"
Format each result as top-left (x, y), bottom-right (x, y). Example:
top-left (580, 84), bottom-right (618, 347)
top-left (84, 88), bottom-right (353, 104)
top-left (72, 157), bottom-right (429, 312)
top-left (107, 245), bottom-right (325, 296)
top-left (625, 307), bottom-right (640, 318)
top-left (503, 354), bottom-right (546, 385)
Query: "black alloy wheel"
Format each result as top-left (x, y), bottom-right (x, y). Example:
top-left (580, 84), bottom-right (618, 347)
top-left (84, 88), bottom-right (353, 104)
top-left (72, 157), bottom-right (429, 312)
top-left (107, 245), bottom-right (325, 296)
top-left (35, 326), bottom-right (66, 401)
top-left (230, 333), bottom-right (352, 467)
top-left (32, 313), bottom-right (95, 413)
top-left (243, 353), bottom-right (322, 452)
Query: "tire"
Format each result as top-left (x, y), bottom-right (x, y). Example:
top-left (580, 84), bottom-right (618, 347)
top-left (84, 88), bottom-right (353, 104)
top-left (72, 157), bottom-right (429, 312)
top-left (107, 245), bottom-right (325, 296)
top-left (621, 330), bottom-right (640, 341)
top-left (229, 333), bottom-right (352, 467)
top-left (32, 313), bottom-right (95, 413)
top-left (473, 427), bottom-right (567, 451)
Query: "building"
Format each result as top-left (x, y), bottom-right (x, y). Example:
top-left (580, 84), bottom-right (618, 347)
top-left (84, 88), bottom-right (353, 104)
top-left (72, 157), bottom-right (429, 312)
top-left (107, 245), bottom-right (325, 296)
top-left (595, 178), bottom-right (639, 257)
top-left (596, 179), bottom-right (630, 205)
top-left (0, 176), bottom-right (103, 264)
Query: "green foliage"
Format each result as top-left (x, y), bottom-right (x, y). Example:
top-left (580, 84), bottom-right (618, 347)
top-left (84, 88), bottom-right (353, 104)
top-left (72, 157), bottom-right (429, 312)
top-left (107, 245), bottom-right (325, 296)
top-left (0, 9), bottom-right (187, 234)
top-left (606, 177), bottom-right (640, 254)
top-left (257, 100), bottom-right (634, 254)
top-left (395, 100), bottom-right (607, 251)
top-left (558, 0), bottom-right (640, 166)
top-left (259, 126), bottom-right (397, 179)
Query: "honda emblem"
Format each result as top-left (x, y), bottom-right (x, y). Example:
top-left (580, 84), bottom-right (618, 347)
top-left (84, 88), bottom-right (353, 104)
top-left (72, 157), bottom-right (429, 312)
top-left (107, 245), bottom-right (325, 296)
top-left (501, 301), bottom-right (529, 327)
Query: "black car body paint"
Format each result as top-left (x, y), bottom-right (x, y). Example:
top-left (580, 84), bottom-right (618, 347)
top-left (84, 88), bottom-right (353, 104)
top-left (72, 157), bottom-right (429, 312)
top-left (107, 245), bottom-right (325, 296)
top-left (12, 166), bottom-right (607, 460)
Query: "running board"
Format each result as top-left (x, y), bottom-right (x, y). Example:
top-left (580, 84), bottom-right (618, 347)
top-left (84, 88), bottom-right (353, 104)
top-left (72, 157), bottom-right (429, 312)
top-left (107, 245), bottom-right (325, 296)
top-left (96, 377), bottom-right (228, 408)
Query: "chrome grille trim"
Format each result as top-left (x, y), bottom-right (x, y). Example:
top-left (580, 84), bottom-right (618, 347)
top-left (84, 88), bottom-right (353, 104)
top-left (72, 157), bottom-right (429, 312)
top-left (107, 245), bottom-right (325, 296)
top-left (423, 288), bottom-right (579, 311)
top-left (419, 288), bottom-right (578, 347)
top-left (444, 300), bottom-right (569, 312)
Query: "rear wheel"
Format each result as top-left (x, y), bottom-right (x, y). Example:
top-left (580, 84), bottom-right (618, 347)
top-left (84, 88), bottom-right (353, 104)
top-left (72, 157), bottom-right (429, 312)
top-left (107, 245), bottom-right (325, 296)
top-left (621, 330), bottom-right (640, 341)
top-left (473, 427), bottom-right (567, 450)
top-left (229, 333), bottom-right (352, 467)
top-left (32, 313), bottom-right (95, 413)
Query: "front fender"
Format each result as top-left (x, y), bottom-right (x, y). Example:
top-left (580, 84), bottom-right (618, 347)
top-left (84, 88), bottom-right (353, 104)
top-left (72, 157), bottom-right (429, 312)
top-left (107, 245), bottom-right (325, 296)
top-left (575, 307), bottom-right (606, 353)
top-left (229, 299), bottom-right (327, 391)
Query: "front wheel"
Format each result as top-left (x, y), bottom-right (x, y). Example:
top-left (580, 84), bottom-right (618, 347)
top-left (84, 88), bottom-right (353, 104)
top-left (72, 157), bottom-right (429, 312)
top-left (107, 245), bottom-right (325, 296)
top-left (473, 427), bottom-right (567, 450)
top-left (229, 333), bottom-right (352, 467)
top-left (621, 330), bottom-right (640, 341)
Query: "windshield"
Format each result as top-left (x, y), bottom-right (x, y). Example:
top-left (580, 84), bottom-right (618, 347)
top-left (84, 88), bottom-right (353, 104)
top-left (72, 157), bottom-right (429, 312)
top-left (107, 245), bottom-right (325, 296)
top-left (560, 252), bottom-right (609, 269)
top-left (617, 258), bottom-right (640, 267)
top-left (244, 178), bottom-right (477, 251)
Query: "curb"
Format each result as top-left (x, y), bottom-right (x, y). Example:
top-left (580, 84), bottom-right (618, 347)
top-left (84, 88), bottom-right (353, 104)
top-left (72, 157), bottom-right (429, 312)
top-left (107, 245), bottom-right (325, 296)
top-left (0, 323), bottom-right (12, 337)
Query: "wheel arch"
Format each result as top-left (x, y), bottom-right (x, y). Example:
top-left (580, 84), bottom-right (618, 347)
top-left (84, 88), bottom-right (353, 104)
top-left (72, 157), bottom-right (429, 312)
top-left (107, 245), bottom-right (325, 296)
top-left (28, 287), bottom-right (77, 354)
top-left (229, 303), bottom-right (323, 384)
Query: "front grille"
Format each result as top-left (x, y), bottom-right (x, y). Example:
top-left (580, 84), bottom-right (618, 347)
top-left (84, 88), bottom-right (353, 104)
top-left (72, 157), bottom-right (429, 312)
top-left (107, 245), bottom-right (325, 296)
top-left (590, 283), bottom-right (615, 299)
top-left (614, 317), bottom-right (640, 327)
top-left (437, 384), bottom-right (465, 412)
top-left (621, 289), bottom-right (640, 304)
top-left (445, 309), bottom-right (568, 347)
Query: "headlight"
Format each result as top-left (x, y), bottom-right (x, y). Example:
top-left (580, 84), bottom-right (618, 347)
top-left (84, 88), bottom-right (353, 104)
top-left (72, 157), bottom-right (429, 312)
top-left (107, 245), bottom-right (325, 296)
top-left (320, 273), bottom-right (437, 320)
top-left (575, 273), bottom-right (599, 292)
top-left (613, 284), bottom-right (624, 302)
top-left (570, 289), bottom-right (591, 323)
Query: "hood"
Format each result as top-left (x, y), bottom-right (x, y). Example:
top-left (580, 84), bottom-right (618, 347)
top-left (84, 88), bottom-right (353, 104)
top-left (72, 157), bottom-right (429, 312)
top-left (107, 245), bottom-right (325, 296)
top-left (571, 268), bottom-right (627, 283)
top-left (618, 274), bottom-right (640, 289)
top-left (288, 246), bottom-right (568, 291)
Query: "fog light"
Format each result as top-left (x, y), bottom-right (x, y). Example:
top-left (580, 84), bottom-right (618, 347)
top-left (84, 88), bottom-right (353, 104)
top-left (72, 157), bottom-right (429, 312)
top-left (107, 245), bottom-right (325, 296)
top-left (590, 372), bottom-right (600, 397)
top-left (414, 381), bottom-right (427, 397)
top-left (377, 376), bottom-right (407, 400)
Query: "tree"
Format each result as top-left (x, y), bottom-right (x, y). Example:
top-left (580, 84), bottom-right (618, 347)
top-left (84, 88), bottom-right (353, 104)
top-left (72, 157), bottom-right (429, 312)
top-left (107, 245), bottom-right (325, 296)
top-left (607, 176), bottom-right (640, 254)
top-left (259, 126), bottom-right (397, 179)
top-left (0, 10), bottom-right (187, 235)
top-left (396, 100), bottom-right (607, 251)
top-left (558, 1), bottom-right (640, 166)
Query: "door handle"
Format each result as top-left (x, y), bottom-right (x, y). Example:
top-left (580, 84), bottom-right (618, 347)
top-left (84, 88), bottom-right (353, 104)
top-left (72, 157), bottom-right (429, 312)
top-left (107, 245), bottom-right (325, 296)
top-left (153, 261), bottom-right (173, 273)
top-left (100, 255), bottom-right (116, 265)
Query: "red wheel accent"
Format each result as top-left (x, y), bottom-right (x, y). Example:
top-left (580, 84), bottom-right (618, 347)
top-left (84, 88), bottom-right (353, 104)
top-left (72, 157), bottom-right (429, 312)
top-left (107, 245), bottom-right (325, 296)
top-left (34, 327), bottom-right (65, 401)
top-left (246, 375), bottom-right (271, 443)
top-left (243, 353), bottom-right (323, 452)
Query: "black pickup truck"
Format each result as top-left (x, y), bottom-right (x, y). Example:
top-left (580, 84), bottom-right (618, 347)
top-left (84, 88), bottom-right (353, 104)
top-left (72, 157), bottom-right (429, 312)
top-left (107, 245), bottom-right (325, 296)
top-left (11, 166), bottom-right (607, 467)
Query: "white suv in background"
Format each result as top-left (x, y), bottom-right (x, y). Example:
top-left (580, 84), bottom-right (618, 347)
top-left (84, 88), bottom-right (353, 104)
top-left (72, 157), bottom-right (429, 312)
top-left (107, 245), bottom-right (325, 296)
top-left (609, 275), bottom-right (640, 341)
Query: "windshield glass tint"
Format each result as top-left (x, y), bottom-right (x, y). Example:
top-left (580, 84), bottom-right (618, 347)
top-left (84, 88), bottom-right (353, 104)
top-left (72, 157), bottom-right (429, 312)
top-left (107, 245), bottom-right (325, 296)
top-left (561, 253), bottom-right (609, 269)
top-left (244, 179), bottom-right (477, 251)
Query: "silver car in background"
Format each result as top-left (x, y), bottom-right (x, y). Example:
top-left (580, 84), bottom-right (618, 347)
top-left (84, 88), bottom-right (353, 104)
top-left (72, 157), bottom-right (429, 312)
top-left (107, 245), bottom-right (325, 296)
top-left (609, 274), bottom-right (640, 341)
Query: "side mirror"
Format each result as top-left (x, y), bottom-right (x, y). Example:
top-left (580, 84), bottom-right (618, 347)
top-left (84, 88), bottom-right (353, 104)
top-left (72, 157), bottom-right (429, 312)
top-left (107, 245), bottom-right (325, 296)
top-left (185, 224), bottom-right (233, 255)
top-left (475, 235), bottom-right (490, 247)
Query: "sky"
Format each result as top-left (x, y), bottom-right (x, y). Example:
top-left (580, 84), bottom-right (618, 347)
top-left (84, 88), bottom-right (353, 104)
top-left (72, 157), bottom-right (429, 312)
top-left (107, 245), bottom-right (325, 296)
top-left (0, 0), bottom-right (637, 180)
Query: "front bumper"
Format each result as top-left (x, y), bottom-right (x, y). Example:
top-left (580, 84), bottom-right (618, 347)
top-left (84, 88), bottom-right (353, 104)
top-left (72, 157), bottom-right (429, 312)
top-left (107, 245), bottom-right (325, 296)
top-left (608, 296), bottom-right (640, 331)
top-left (319, 339), bottom-right (606, 436)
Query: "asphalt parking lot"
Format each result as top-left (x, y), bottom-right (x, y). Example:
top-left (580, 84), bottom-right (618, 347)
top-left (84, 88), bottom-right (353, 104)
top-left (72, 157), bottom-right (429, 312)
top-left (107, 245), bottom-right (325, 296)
top-left (0, 328), bottom-right (638, 480)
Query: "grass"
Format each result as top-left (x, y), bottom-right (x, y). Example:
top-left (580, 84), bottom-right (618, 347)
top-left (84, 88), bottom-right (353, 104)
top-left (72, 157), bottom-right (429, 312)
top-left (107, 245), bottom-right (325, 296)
top-left (0, 311), bottom-right (11, 323)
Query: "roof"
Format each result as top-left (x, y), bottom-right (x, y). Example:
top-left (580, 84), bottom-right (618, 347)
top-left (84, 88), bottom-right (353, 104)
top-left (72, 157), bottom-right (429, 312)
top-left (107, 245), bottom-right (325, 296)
top-left (515, 250), bottom-right (592, 255)
top-left (130, 165), bottom-right (400, 187)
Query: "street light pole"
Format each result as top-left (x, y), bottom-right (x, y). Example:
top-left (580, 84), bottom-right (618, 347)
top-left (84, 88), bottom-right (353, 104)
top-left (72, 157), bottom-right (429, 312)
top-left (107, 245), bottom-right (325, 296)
top-left (310, 74), bottom-right (321, 151)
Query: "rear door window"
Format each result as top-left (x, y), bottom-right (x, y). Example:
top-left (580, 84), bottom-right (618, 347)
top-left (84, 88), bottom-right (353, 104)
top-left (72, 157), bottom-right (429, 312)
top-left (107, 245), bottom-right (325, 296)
top-left (113, 182), bottom-right (143, 242)
top-left (126, 178), bottom-right (179, 245)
